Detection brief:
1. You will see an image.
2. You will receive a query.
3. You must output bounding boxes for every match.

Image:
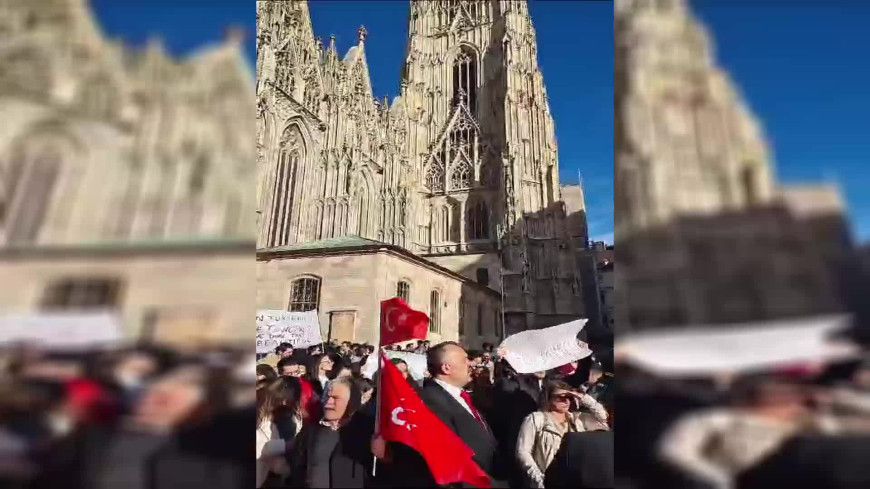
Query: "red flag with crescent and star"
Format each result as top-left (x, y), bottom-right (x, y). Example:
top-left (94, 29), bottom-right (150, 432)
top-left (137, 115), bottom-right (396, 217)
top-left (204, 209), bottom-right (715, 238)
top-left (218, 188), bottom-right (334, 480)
top-left (377, 351), bottom-right (491, 487)
top-left (379, 297), bottom-right (429, 346)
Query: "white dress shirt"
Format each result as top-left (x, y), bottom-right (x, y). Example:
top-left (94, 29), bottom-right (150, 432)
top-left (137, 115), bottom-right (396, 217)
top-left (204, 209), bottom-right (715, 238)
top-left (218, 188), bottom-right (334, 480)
top-left (433, 378), bottom-right (475, 417)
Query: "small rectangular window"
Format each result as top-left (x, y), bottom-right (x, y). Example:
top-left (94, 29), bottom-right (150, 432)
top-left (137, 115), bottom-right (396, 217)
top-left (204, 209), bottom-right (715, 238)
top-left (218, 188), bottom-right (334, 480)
top-left (429, 290), bottom-right (441, 334)
top-left (42, 277), bottom-right (122, 310)
top-left (397, 281), bottom-right (411, 302)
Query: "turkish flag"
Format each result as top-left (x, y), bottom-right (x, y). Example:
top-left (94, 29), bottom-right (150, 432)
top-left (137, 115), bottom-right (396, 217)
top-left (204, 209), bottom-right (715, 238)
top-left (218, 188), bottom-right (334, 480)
top-left (380, 297), bottom-right (429, 346)
top-left (377, 351), bottom-right (491, 488)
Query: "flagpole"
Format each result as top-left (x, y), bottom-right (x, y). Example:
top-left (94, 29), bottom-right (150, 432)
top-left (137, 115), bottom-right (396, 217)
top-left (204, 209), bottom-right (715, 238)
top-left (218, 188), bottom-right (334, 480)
top-left (372, 323), bottom-right (383, 477)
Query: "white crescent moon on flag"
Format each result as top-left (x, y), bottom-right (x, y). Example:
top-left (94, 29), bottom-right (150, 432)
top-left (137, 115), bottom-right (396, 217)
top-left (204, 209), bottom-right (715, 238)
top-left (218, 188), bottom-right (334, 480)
top-left (383, 305), bottom-right (400, 332)
top-left (390, 405), bottom-right (416, 431)
top-left (391, 406), bottom-right (406, 426)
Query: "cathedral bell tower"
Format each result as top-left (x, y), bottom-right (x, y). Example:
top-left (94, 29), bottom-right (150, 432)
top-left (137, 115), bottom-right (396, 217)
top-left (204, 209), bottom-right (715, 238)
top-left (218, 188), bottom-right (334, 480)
top-left (398, 0), bottom-right (560, 254)
top-left (393, 1), bottom-right (571, 334)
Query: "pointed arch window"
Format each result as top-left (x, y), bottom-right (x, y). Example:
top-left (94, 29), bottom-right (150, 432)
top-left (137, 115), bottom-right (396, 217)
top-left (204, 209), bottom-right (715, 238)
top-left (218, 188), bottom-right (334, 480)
top-left (741, 165), bottom-right (758, 205)
top-left (467, 200), bottom-right (490, 240)
top-left (425, 159), bottom-right (445, 193)
top-left (268, 126), bottom-right (303, 247)
top-left (444, 0), bottom-right (461, 25)
top-left (438, 205), bottom-right (451, 243)
top-left (5, 141), bottom-right (62, 245)
top-left (356, 184), bottom-right (370, 237)
top-left (189, 154), bottom-right (209, 194)
top-left (452, 46), bottom-right (477, 113)
top-left (449, 157), bottom-right (473, 190)
top-left (289, 276), bottom-right (321, 312)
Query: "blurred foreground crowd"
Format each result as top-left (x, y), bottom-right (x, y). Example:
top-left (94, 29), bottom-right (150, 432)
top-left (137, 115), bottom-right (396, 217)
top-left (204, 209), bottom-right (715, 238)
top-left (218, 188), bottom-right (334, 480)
top-left (256, 339), bottom-right (614, 488)
top-left (0, 344), bottom-right (255, 489)
top-left (617, 355), bottom-right (870, 489)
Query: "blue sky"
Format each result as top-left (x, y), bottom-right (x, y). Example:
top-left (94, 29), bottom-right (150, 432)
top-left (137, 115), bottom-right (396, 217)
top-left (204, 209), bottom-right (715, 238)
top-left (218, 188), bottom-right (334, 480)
top-left (87, 1), bottom-right (870, 246)
top-left (91, 0), bottom-right (615, 245)
top-left (92, 0), bottom-right (256, 66)
top-left (692, 0), bottom-right (870, 243)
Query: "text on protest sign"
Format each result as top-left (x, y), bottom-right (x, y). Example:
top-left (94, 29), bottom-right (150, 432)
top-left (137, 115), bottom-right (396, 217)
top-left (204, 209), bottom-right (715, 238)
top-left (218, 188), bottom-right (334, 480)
top-left (499, 319), bottom-right (591, 374)
top-left (256, 310), bottom-right (323, 354)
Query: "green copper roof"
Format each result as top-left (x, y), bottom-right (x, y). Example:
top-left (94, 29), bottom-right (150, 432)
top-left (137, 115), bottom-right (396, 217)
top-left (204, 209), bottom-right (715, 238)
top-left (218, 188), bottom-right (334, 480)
top-left (0, 236), bottom-right (253, 258)
top-left (258, 235), bottom-right (387, 253)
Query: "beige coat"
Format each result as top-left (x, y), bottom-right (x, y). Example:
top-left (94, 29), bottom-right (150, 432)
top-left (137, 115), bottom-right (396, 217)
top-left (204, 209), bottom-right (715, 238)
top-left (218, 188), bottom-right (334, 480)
top-left (516, 411), bottom-right (609, 488)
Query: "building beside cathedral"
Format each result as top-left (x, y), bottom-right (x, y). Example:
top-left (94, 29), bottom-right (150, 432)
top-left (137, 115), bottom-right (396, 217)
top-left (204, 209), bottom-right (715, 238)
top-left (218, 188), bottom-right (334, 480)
top-left (0, 0), bottom-right (255, 345)
top-left (615, 0), bottom-right (854, 333)
top-left (256, 0), bottom-right (596, 346)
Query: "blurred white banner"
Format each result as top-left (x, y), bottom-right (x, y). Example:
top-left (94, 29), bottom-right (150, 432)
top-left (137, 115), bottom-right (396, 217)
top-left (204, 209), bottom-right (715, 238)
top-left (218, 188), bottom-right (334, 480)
top-left (0, 312), bottom-right (122, 350)
top-left (499, 319), bottom-right (591, 374)
top-left (615, 315), bottom-right (858, 376)
top-left (256, 309), bottom-right (323, 354)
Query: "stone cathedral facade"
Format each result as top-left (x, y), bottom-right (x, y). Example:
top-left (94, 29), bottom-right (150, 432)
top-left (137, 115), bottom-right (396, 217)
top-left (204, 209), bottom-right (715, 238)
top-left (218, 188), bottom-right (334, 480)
top-left (0, 0), bottom-right (255, 246)
top-left (0, 0), bottom-right (255, 344)
top-left (615, 0), bottom-right (852, 333)
top-left (257, 0), bottom-right (589, 338)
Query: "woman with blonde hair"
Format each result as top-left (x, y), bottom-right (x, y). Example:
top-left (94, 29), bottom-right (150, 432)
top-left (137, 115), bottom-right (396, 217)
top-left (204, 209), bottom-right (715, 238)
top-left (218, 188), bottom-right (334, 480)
top-left (515, 380), bottom-right (609, 488)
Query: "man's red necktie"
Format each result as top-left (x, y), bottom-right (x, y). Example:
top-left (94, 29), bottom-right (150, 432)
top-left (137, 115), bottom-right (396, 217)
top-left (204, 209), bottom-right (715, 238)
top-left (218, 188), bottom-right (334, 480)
top-left (460, 390), bottom-right (487, 430)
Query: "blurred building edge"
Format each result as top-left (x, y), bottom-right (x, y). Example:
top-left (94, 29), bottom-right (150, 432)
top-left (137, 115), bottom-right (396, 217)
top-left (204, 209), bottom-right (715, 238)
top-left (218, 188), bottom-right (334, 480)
top-left (614, 0), bottom-right (862, 340)
top-left (563, 184), bottom-right (614, 346)
top-left (0, 1), bottom-right (256, 348)
top-left (256, 0), bottom-right (600, 349)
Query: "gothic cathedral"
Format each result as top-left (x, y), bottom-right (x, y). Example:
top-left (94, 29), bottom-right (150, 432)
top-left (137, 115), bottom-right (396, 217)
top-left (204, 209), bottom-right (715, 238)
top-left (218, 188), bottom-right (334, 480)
top-left (257, 1), bottom-right (587, 335)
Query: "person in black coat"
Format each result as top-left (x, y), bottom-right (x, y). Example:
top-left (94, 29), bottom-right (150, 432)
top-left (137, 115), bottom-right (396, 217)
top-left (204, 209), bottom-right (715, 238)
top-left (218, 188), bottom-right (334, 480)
top-left (492, 362), bottom-right (545, 487)
top-left (545, 431), bottom-right (614, 489)
top-left (737, 434), bottom-right (870, 489)
top-left (290, 376), bottom-right (373, 488)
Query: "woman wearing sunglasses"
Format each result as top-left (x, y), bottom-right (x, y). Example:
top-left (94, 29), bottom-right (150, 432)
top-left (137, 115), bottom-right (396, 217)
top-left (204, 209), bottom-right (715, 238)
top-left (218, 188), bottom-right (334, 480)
top-left (515, 380), bottom-right (610, 488)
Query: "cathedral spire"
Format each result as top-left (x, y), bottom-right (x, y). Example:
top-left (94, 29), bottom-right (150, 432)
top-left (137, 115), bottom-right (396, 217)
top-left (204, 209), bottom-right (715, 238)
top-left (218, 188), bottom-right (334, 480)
top-left (357, 25), bottom-right (367, 45)
top-left (325, 34), bottom-right (338, 63)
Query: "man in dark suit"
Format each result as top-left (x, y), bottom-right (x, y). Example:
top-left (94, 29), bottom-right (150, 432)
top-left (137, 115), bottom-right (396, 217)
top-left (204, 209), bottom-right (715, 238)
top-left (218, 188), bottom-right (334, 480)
top-left (420, 341), bottom-right (504, 486)
top-left (545, 431), bottom-right (614, 489)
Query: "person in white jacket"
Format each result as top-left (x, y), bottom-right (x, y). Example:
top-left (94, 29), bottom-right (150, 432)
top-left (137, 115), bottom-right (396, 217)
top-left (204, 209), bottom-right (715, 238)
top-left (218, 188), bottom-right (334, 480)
top-left (256, 377), bottom-right (305, 488)
top-left (657, 377), bottom-right (841, 489)
top-left (515, 380), bottom-right (610, 488)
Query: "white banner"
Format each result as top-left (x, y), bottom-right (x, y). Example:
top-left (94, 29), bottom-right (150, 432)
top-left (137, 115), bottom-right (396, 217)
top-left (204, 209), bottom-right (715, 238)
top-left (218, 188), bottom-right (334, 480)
top-left (499, 319), bottom-right (591, 374)
top-left (362, 350), bottom-right (427, 381)
top-left (0, 312), bottom-right (123, 350)
top-left (615, 315), bottom-right (858, 376)
top-left (256, 310), bottom-right (323, 354)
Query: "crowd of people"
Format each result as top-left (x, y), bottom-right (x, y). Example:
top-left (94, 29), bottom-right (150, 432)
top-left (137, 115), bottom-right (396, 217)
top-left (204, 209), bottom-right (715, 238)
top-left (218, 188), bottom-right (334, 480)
top-left (616, 356), bottom-right (870, 489)
top-left (0, 343), bottom-right (255, 489)
top-left (256, 338), bottom-right (614, 488)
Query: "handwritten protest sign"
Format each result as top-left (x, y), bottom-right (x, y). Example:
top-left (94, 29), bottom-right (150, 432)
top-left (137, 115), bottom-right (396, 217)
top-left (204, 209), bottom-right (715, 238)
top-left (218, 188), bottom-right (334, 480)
top-left (0, 312), bottom-right (123, 350)
top-left (256, 309), bottom-right (323, 354)
top-left (499, 319), bottom-right (591, 374)
top-left (362, 350), bottom-right (427, 380)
